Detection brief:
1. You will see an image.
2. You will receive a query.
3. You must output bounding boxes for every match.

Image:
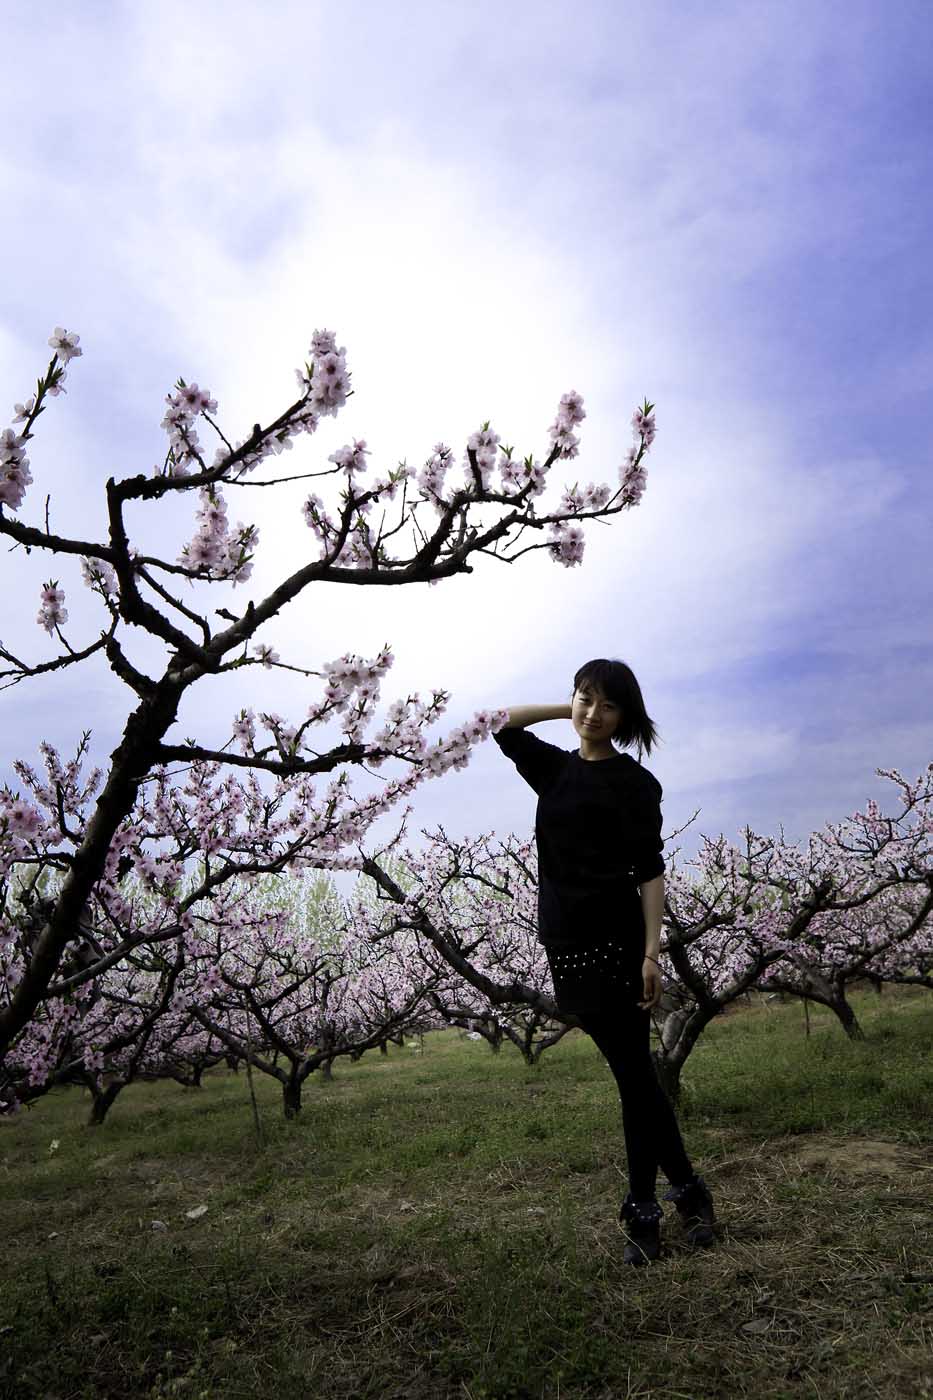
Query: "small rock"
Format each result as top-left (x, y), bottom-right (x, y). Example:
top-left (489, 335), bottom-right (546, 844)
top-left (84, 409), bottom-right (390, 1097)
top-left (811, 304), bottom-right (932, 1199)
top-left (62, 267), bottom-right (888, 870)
top-left (151, 1220), bottom-right (168, 1231)
top-left (185, 1205), bottom-right (208, 1220)
top-left (48, 1231), bottom-right (60, 1240)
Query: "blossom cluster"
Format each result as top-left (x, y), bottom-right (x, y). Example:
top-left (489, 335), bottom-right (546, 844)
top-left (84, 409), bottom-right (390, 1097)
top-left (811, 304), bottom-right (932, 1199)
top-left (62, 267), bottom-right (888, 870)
top-left (159, 329), bottom-right (346, 484)
top-left (498, 450), bottom-right (548, 499)
top-left (462, 424), bottom-right (503, 494)
top-left (178, 485), bottom-right (259, 583)
top-left (296, 385), bottom-right (653, 580)
top-left (1, 328), bottom-right (81, 511)
top-left (18, 323), bottom-right (662, 660)
top-left (80, 555), bottom-right (118, 599)
top-left (328, 438), bottom-right (370, 478)
top-left (0, 427), bottom-right (31, 511)
top-left (545, 396), bottom-right (656, 568)
top-left (294, 329), bottom-right (351, 420)
top-left (417, 443), bottom-right (455, 508)
top-left (226, 644), bottom-right (506, 783)
top-left (548, 388), bottom-right (586, 460)
top-left (0, 790), bottom-right (42, 848)
top-left (36, 581), bottom-right (68, 634)
top-left (1, 739), bottom-right (102, 879)
top-left (159, 381), bottom-right (219, 477)
top-left (33, 559), bottom-right (118, 641)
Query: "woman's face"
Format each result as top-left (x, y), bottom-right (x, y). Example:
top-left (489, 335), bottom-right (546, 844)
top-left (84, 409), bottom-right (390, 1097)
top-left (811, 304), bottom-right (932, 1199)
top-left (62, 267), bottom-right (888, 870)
top-left (571, 682), bottom-right (620, 742)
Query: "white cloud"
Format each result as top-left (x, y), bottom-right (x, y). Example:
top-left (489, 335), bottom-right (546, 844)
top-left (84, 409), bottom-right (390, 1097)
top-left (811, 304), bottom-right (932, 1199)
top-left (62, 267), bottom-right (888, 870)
top-left (2, 0), bottom-right (930, 883)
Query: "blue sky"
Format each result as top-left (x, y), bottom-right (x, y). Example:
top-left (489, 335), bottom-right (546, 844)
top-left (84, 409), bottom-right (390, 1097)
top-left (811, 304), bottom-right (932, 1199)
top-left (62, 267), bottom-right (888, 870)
top-left (2, 0), bottom-right (931, 904)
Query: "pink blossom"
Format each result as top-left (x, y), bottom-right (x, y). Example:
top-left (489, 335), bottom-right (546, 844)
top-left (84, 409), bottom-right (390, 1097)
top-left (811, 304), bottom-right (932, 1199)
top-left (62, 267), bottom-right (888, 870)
top-left (232, 711), bottom-right (257, 756)
top-left (48, 327), bottom-right (83, 362)
top-left (632, 405), bottom-right (656, 445)
top-left (461, 425), bottom-right (500, 494)
top-left (0, 427), bottom-right (32, 510)
top-left (328, 440), bottom-right (370, 477)
top-left (546, 522), bottom-right (585, 568)
top-left (224, 523), bottom-right (259, 584)
top-left (81, 556), bottom-right (118, 597)
top-left (179, 487), bottom-right (257, 580)
top-left (176, 382), bottom-right (218, 416)
top-left (308, 345), bottom-right (350, 418)
top-left (560, 390), bottom-right (585, 424)
top-left (310, 329), bottom-right (338, 358)
top-left (1, 796), bottom-right (41, 839)
top-left (36, 581), bottom-right (68, 633)
top-left (547, 418), bottom-right (580, 460)
top-left (617, 456), bottom-right (647, 507)
top-left (0, 428), bottom-right (26, 461)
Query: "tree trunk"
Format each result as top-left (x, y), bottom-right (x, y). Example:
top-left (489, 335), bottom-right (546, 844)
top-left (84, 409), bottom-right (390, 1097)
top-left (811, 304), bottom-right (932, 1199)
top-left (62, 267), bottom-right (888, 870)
top-left (283, 1077), bottom-right (302, 1119)
top-left (649, 997), bottom-right (722, 1107)
top-left (651, 1050), bottom-right (682, 1106)
top-left (0, 676), bottom-right (187, 1060)
top-left (87, 1079), bottom-right (125, 1126)
top-left (172, 1066), bottom-right (204, 1088)
top-left (791, 977), bottom-right (866, 1040)
top-left (827, 989), bottom-right (865, 1040)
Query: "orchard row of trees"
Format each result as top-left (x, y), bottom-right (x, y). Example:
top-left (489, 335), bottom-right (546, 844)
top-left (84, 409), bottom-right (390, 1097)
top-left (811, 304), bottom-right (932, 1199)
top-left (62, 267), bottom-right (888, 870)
top-left (2, 326), bottom-right (931, 1123)
top-left (5, 740), bottom-right (933, 1122)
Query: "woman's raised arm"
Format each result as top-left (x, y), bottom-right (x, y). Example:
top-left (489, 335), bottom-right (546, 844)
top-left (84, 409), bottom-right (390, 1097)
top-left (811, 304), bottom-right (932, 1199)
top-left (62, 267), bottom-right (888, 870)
top-left (499, 703), bottom-right (572, 728)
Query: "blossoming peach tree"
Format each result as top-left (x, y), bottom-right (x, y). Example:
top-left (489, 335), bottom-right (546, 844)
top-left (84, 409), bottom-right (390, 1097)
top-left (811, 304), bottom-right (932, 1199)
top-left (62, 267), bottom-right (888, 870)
top-left (0, 324), bottom-right (658, 1111)
top-left (749, 789), bottom-right (933, 1033)
top-left (344, 837), bottom-right (572, 1065)
top-left (343, 773), bottom-right (933, 1102)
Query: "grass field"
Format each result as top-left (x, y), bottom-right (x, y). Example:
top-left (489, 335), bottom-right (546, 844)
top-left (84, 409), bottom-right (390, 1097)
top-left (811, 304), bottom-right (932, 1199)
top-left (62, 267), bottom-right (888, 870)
top-left (2, 985), bottom-right (932, 1399)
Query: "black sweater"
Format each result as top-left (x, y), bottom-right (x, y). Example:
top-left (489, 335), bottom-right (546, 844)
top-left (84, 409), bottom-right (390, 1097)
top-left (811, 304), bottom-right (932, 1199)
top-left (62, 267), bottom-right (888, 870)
top-left (492, 726), bottom-right (664, 953)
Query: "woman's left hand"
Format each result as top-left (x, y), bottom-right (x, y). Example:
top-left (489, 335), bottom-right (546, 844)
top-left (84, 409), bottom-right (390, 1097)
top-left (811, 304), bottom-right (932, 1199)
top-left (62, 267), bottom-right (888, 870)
top-left (637, 958), bottom-right (663, 1010)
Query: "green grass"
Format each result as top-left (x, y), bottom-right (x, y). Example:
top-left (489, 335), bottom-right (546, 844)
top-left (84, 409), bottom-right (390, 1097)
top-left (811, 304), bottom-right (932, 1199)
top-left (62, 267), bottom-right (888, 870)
top-left (1, 984), bottom-right (932, 1399)
top-left (677, 984), bottom-right (933, 1137)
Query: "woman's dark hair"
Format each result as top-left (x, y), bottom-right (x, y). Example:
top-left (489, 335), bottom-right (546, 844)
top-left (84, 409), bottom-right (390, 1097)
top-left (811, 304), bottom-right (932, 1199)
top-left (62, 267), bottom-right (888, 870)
top-left (571, 657), bottom-right (660, 761)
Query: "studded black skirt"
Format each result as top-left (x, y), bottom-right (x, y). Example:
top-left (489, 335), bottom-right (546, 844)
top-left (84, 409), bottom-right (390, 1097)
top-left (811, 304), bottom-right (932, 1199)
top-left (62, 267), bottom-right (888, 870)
top-left (545, 936), bottom-right (645, 1017)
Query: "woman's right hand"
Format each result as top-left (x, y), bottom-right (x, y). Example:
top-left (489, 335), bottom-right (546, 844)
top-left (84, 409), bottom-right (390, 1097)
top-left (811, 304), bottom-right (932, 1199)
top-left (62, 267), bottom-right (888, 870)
top-left (637, 959), bottom-right (663, 1010)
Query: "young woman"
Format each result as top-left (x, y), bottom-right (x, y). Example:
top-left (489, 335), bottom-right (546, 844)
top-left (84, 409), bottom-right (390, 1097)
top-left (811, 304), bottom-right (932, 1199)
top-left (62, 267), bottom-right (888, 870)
top-left (493, 657), bottom-right (716, 1266)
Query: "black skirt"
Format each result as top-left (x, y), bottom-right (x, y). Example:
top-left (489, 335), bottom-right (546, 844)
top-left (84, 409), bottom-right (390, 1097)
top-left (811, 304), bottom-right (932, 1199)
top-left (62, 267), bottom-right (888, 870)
top-left (545, 936), bottom-right (645, 1017)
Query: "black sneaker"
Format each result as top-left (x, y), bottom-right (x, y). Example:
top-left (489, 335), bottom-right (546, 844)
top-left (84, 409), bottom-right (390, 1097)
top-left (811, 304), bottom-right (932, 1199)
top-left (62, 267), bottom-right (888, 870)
top-left (662, 1173), bottom-right (716, 1247)
top-left (619, 1192), bottom-right (663, 1266)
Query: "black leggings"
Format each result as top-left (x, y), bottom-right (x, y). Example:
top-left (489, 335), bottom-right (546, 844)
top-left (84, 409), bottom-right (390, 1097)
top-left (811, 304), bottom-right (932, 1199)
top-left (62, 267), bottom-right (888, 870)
top-left (575, 1003), bottom-right (694, 1201)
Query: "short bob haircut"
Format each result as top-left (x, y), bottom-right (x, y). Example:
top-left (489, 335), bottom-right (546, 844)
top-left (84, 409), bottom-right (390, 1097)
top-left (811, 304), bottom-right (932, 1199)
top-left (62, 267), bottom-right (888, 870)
top-left (572, 657), bottom-right (659, 761)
